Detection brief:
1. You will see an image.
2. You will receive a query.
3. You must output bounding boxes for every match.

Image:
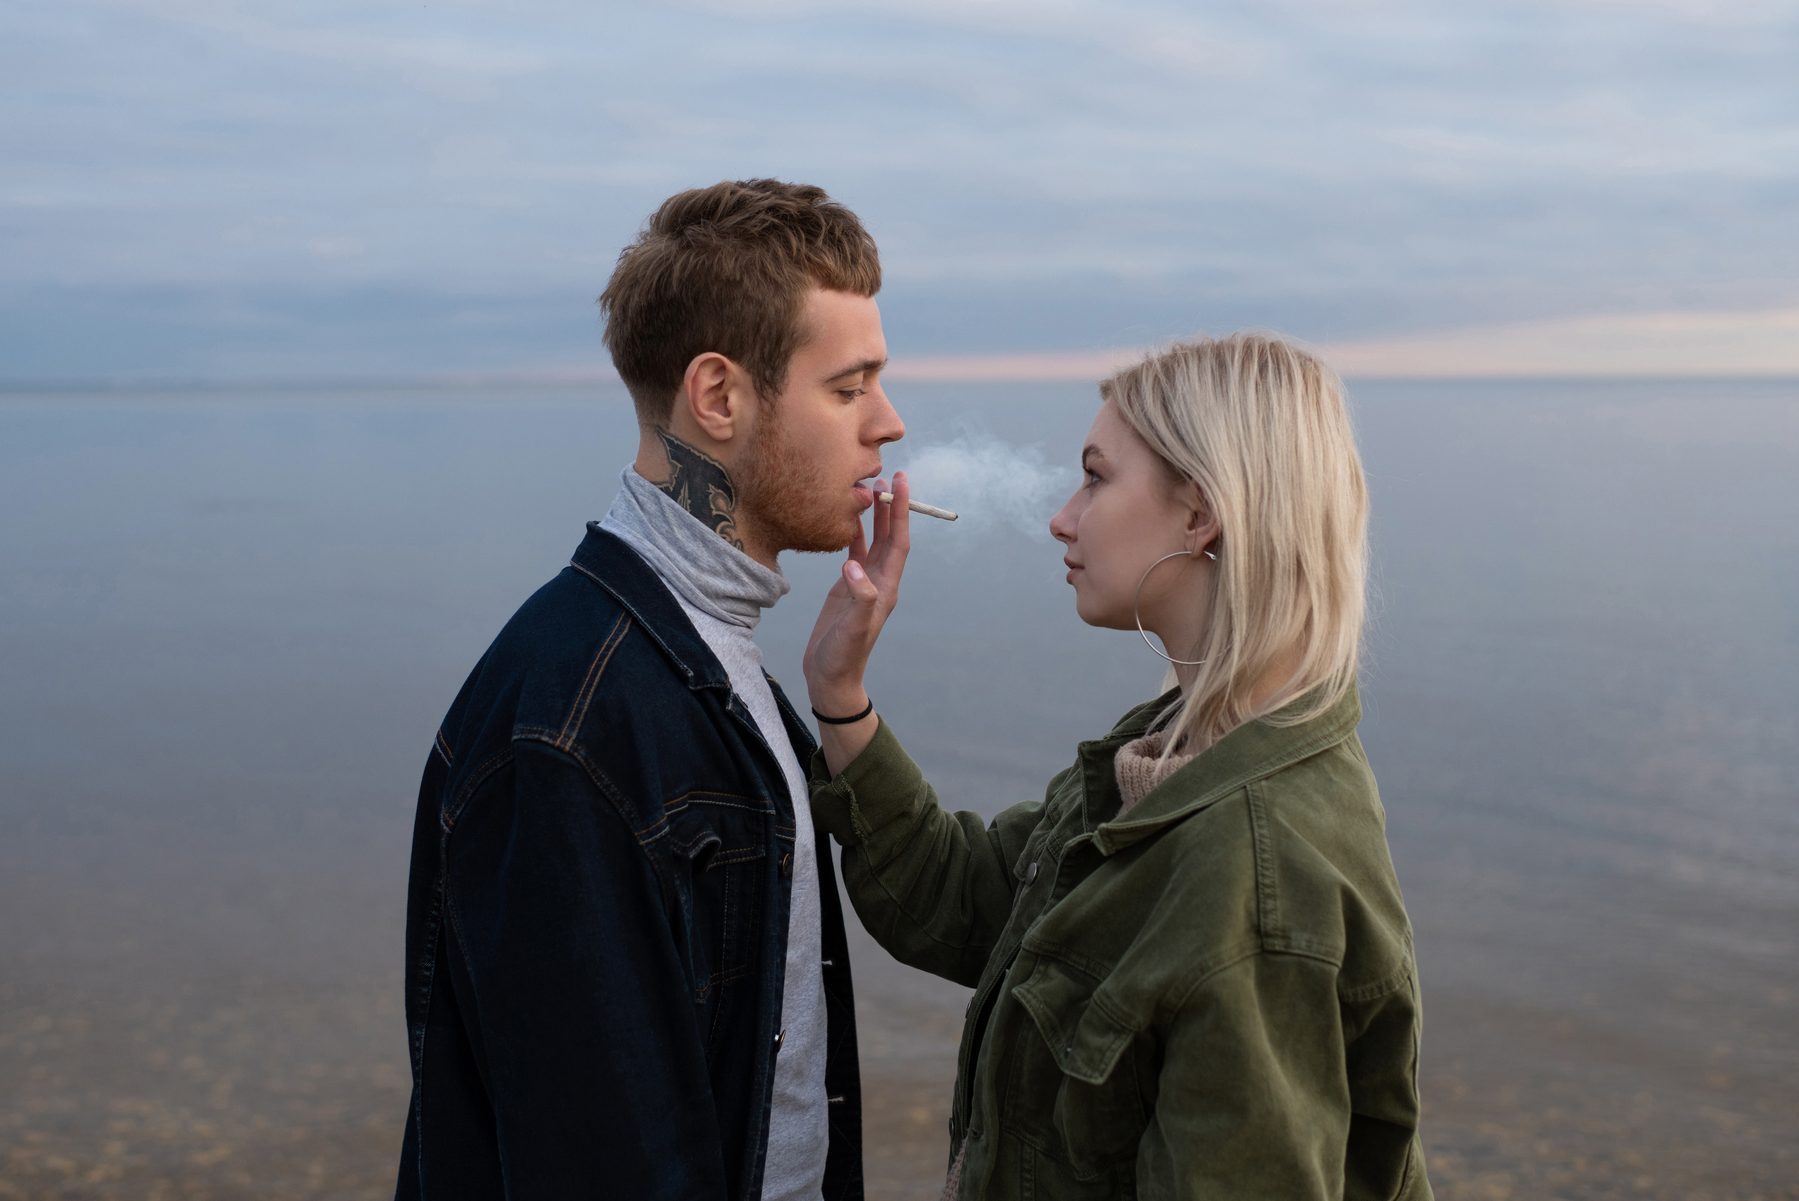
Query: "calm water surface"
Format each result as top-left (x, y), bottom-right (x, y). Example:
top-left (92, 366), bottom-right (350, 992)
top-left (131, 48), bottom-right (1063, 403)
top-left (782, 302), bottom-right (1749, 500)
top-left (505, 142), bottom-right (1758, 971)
top-left (2, 379), bottom-right (1795, 1199)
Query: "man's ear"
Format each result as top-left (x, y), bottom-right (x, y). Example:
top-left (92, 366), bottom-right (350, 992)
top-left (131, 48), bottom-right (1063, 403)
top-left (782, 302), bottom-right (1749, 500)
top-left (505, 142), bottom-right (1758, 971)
top-left (677, 352), bottom-right (754, 445)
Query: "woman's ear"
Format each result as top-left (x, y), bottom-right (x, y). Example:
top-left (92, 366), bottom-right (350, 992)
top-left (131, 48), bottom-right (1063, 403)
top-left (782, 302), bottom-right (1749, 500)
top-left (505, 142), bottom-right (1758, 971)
top-left (1181, 479), bottom-right (1221, 555)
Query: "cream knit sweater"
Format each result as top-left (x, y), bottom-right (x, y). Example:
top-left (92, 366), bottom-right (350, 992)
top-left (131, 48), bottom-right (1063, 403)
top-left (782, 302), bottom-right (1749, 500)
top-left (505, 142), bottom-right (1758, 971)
top-left (1111, 730), bottom-right (1199, 813)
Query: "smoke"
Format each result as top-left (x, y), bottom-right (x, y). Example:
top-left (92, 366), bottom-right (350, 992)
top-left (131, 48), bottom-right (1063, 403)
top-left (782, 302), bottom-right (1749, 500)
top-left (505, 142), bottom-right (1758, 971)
top-left (892, 430), bottom-right (1070, 538)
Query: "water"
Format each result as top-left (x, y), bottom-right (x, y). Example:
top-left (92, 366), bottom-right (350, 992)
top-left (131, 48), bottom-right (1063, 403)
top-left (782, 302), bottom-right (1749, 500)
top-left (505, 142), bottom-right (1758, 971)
top-left (2, 379), bottom-right (1795, 1199)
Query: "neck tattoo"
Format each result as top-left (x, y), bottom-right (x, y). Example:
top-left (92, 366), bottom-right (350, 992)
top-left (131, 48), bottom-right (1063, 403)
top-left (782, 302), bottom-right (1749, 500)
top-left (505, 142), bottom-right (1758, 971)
top-left (655, 429), bottom-right (745, 552)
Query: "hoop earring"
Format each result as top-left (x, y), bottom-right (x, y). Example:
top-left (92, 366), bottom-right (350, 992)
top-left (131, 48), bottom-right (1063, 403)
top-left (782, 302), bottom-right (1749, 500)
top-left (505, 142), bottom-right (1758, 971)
top-left (1133, 549), bottom-right (1212, 666)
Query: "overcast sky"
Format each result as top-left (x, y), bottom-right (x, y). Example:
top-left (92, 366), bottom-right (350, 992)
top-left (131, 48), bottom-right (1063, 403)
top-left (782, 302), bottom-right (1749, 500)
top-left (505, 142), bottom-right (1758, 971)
top-left (3, 0), bottom-right (1796, 381)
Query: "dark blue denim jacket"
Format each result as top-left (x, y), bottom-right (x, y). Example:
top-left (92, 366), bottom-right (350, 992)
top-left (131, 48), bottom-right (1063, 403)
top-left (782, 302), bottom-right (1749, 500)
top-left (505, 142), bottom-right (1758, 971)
top-left (396, 524), bottom-right (862, 1200)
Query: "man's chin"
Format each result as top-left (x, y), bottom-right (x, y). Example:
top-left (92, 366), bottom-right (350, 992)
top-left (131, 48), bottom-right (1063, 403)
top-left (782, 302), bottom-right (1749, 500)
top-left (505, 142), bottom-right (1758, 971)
top-left (769, 513), bottom-right (860, 556)
top-left (784, 528), bottom-right (858, 555)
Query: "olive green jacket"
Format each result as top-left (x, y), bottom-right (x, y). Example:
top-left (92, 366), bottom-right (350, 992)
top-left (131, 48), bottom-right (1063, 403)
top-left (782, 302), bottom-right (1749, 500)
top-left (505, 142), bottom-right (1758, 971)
top-left (809, 687), bottom-right (1431, 1200)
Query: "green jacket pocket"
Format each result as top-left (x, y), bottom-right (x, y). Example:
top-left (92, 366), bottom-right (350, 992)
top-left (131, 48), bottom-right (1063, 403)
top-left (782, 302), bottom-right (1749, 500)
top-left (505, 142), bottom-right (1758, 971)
top-left (1003, 953), bottom-right (1149, 1179)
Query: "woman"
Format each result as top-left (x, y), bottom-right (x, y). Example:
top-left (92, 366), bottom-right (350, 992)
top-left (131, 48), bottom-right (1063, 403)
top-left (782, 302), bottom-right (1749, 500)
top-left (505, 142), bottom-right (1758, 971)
top-left (803, 333), bottom-right (1431, 1200)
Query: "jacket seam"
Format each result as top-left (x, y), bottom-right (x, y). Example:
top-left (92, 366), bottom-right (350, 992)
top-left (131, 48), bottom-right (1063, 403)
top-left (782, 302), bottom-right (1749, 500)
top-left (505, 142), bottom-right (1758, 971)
top-left (642, 789), bottom-right (774, 841)
top-left (407, 873), bottom-right (444, 1190)
top-left (1339, 960), bottom-right (1414, 1005)
top-left (443, 748), bottom-right (516, 832)
top-left (1167, 943), bottom-right (1263, 1010)
top-left (1167, 942), bottom-right (1343, 1012)
top-left (1097, 717), bottom-right (1358, 848)
top-left (509, 733), bottom-right (666, 851)
top-left (555, 611), bottom-right (632, 751)
top-left (1389, 990), bottom-right (1424, 1200)
top-left (1016, 936), bottom-right (1118, 984)
top-left (1246, 781), bottom-right (1281, 943)
top-left (409, 874), bottom-right (445, 1071)
top-left (566, 556), bottom-right (707, 685)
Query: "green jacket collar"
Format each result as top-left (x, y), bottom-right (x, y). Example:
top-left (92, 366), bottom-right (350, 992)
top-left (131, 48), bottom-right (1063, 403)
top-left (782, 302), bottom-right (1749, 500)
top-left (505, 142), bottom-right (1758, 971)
top-left (1090, 684), bottom-right (1363, 856)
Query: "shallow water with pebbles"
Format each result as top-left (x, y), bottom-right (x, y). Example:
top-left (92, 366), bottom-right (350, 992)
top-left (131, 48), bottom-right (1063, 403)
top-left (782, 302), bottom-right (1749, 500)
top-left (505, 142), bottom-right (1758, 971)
top-left (3, 380), bottom-right (1796, 1199)
top-left (3, 928), bottom-right (1795, 1200)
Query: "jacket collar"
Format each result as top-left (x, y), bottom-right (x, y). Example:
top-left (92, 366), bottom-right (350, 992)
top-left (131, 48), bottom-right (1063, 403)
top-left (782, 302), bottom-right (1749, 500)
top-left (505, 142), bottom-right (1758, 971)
top-left (1090, 684), bottom-right (1363, 856)
top-left (566, 522), bottom-right (731, 692)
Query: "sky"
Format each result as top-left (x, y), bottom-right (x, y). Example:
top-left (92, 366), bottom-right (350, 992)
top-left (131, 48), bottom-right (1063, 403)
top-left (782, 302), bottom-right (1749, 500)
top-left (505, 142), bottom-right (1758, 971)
top-left (3, 0), bottom-right (1797, 382)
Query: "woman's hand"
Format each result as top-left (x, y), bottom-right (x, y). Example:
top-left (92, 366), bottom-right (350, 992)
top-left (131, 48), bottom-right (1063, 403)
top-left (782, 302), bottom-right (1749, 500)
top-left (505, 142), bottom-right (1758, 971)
top-left (804, 472), bottom-right (911, 773)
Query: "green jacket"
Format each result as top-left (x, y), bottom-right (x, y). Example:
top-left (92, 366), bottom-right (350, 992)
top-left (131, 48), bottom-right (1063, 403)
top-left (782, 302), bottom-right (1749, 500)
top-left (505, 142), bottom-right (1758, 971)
top-left (809, 686), bottom-right (1431, 1201)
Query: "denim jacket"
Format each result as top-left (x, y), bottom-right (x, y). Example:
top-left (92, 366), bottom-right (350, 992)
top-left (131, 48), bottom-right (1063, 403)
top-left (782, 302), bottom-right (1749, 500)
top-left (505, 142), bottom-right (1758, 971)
top-left (397, 524), bottom-right (862, 1201)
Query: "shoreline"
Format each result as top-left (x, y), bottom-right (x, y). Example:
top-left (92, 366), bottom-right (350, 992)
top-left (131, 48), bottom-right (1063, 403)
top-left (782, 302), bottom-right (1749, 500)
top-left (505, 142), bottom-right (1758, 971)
top-left (4, 933), bottom-right (1794, 1201)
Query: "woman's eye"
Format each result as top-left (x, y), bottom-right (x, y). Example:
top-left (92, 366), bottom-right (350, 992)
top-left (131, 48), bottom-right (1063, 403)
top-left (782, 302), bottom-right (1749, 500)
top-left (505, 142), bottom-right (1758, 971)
top-left (1083, 469), bottom-right (1101, 487)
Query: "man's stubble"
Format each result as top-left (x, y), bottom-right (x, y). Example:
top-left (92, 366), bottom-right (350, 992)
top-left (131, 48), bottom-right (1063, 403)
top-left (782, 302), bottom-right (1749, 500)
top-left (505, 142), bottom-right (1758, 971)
top-left (736, 403), bottom-right (857, 556)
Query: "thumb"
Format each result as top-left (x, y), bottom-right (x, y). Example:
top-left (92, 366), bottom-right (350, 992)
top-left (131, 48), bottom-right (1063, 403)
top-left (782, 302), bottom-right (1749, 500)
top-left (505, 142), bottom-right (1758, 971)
top-left (844, 560), bottom-right (880, 604)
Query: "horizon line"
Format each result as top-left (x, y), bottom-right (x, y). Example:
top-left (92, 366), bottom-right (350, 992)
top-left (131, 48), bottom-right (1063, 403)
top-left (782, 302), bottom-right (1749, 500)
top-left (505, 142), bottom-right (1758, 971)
top-left (4, 366), bottom-right (1797, 396)
top-left (8, 304), bottom-right (1799, 391)
top-left (7, 303), bottom-right (1798, 391)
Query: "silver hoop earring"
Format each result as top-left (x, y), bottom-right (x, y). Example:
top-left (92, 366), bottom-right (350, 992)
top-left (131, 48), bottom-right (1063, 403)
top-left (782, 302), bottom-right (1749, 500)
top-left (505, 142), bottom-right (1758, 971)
top-left (1133, 549), bottom-right (1209, 666)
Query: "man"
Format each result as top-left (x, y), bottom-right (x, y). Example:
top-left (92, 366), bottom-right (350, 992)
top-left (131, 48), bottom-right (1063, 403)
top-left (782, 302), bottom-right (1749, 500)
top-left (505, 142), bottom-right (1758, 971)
top-left (397, 179), bottom-right (903, 1201)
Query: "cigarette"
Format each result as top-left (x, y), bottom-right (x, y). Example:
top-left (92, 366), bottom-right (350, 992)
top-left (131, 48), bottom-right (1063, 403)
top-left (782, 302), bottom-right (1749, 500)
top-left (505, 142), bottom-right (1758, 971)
top-left (877, 492), bottom-right (958, 521)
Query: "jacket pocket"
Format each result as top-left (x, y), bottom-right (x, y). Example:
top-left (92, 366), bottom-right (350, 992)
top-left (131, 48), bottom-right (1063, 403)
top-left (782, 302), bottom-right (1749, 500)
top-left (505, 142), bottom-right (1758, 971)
top-left (1002, 952), bottom-right (1149, 1185)
top-left (660, 792), bottom-right (771, 1053)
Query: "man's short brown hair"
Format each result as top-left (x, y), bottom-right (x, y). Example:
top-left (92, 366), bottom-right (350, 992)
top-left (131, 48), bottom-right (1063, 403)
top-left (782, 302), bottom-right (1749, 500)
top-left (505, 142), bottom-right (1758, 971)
top-left (599, 179), bottom-right (882, 424)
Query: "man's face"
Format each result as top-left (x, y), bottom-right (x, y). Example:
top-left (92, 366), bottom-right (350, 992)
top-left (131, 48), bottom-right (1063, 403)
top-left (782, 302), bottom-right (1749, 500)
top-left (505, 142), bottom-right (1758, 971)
top-left (736, 288), bottom-right (904, 555)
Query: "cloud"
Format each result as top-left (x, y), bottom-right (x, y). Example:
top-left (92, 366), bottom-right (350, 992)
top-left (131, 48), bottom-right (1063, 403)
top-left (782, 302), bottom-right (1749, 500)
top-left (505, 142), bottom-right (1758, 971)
top-left (1, 0), bottom-right (1795, 379)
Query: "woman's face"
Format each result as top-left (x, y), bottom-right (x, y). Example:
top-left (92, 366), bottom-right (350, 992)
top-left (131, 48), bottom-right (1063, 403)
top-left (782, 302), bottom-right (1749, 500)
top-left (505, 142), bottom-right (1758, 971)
top-left (1049, 400), bottom-right (1198, 632)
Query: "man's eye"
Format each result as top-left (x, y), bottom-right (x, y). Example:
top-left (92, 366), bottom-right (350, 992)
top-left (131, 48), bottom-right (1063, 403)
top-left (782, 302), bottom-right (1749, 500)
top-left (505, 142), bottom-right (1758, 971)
top-left (839, 388), bottom-right (867, 401)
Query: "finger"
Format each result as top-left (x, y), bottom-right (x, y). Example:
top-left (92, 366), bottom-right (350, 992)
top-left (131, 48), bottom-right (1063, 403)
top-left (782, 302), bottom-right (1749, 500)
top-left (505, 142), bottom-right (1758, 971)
top-left (847, 516), bottom-right (869, 567)
top-left (870, 469), bottom-right (913, 584)
top-left (868, 476), bottom-right (891, 551)
top-left (890, 470), bottom-right (912, 555)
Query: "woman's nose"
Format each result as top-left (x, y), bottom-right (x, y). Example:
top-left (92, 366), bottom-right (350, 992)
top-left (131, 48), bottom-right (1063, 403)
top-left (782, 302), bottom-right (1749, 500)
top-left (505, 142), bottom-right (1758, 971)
top-left (1049, 495), bottom-right (1076, 543)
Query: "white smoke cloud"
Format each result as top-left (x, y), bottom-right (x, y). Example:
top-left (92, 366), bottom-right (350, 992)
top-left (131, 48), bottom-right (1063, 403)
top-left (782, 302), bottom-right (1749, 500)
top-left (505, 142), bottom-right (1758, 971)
top-left (890, 430), bottom-right (1071, 539)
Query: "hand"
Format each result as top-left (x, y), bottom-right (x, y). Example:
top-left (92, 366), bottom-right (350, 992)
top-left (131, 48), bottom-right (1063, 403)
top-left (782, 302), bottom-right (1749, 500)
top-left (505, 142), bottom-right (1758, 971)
top-left (803, 471), bottom-right (912, 716)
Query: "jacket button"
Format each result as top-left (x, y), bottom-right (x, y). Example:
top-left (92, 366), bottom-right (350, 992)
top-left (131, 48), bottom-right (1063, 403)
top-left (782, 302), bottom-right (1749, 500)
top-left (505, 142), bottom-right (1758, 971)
top-left (780, 852), bottom-right (793, 878)
top-left (774, 1028), bottom-right (786, 1051)
top-left (1026, 861), bottom-right (1040, 882)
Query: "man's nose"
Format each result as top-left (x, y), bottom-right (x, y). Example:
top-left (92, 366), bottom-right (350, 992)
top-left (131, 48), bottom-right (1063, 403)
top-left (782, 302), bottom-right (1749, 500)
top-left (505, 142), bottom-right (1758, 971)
top-left (867, 388), bottom-right (905, 445)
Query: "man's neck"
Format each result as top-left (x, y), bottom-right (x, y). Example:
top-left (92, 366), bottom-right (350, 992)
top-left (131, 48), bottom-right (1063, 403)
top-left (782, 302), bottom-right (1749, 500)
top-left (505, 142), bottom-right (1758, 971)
top-left (602, 467), bottom-right (789, 630)
top-left (636, 427), bottom-right (751, 554)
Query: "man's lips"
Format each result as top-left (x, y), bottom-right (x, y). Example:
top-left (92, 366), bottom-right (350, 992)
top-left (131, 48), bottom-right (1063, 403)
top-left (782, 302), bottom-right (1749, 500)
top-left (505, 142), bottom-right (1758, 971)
top-left (852, 472), bottom-right (883, 507)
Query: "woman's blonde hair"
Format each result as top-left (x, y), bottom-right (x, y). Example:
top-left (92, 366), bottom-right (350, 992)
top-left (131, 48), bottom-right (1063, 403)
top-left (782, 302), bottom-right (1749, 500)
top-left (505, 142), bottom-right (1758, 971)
top-left (1102, 332), bottom-right (1368, 756)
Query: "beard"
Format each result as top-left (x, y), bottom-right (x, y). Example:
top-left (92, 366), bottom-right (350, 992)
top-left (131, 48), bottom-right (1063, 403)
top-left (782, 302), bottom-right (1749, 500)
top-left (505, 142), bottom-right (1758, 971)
top-left (735, 405), bottom-right (859, 554)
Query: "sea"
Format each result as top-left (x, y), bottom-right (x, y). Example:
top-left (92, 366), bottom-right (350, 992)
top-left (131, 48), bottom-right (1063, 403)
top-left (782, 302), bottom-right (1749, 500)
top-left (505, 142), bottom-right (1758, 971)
top-left (2, 377), bottom-right (1795, 1200)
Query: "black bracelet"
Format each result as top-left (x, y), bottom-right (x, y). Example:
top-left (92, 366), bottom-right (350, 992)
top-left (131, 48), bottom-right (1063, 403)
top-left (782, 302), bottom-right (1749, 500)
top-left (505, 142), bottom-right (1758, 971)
top-left (811, 697), bottom-right (875, 725)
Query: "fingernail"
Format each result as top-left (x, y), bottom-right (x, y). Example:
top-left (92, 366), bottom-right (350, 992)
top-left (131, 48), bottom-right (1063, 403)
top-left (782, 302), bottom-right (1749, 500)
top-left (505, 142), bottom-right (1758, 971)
top-left (847, 562), bottom-right (866, 581)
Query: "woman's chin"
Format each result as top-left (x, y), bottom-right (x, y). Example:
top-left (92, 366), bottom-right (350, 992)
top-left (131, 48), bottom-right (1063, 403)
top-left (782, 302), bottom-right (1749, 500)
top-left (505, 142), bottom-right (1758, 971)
top-left (1071, 597), bottom-right (1130, 631)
